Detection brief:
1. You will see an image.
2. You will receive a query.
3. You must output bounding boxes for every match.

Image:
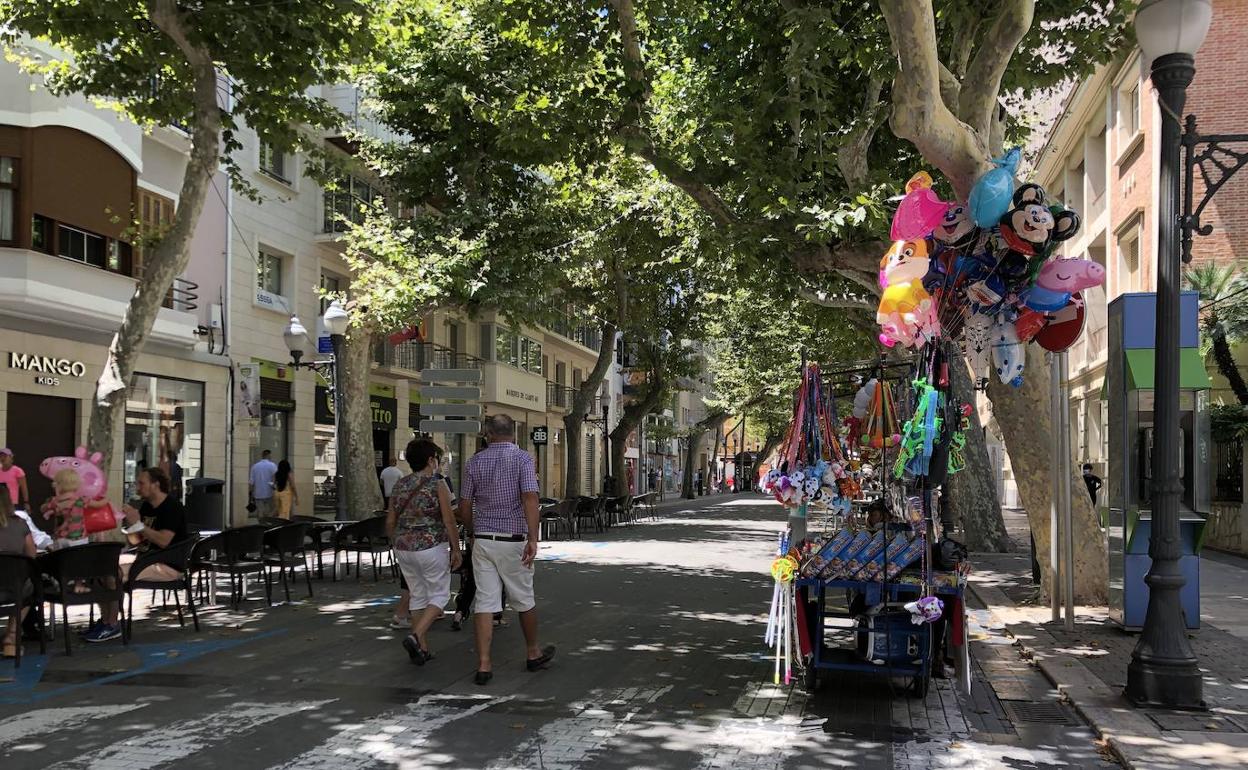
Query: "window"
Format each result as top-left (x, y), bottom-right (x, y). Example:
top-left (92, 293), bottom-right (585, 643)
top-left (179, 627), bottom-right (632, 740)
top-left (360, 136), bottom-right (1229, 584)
top-left (0, 157), bottom-right (16, 243)
top-left (320, 272), bottom-right (341, 313)
top-left (123, 374), bottom-right (204, 503)
top-left (1117, 227), bottom-right (1140, 294)
top-left (257, 250), bottom-right (284, 296)
top-left (259, 141), bottom-right (289, 182)
top-left (138, 190), bottom-right (174, 274)
top-left (493, 327), bottom-right (544, 374)
top-left (58, 223), bottom-right (107, 268)
top-left (1124, 83), bottom-right (1140, 138)
top-left (323, 175), bottom-right (383, 232)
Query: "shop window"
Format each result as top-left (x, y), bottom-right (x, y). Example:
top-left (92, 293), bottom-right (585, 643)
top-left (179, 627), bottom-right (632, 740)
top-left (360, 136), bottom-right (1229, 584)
top-left (124, 374), bottom-right (204, 502)
top-left (258, 408), bottom-right (290, 465)
top-left (0, 157), bottom-right (16, 243)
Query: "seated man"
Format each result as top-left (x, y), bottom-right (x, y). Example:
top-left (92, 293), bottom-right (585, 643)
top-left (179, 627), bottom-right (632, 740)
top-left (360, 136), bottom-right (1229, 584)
top-left (85, 466), bottom-right (188, 643)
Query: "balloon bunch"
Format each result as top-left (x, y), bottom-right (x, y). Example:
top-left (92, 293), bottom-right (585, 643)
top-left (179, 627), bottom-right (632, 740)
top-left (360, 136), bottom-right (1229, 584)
top-left (878, 149), bottom-right (1107, 389)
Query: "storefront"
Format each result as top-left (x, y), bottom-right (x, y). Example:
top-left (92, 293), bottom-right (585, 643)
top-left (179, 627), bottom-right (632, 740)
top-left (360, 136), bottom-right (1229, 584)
top-left (314, 380), bottom-right (399, 505)
top-left (253, 360), bottom-right (296, 465)
top-left (0, 328), bottom-right (229, 511)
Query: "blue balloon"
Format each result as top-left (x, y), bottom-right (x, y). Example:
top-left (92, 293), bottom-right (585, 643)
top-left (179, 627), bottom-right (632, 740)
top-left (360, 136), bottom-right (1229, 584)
top-left (969, 148), bottom-right (1021, 228)
top-left (1023, 286), bottom-right (1071, 312)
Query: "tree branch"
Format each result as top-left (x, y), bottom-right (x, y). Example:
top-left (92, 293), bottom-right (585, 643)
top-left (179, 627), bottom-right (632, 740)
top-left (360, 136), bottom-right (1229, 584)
top-left (938, 62), bottom-right (961, 109)
top-left (836, 77), bottom-right (885, 188)
top-left (797, 289), bottom-right (876, 311)
top-left (628, 136), bottom-right (739, 228)
top-left (879, 0), bottom-right (991, 199)
top-left (957, 1), bottom-right (1035, 140)
top-left (792, 240), bottom-right (887, 280)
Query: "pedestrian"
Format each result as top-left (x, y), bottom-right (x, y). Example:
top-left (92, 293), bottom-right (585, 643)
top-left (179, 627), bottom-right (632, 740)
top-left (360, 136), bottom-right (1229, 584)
top-left (0, 448), bottom-right (30, 513)
top-left (167, 452), bottom-right (184, 502)
top-left (273, 460), bottom-right (299, 520)
top-left (1082, 463), bottom-right (1103, 506)
top-left (88, 466), bottom-right (188, 643)
top-left (380, 456), bottom-right (404, 510)
top-left (458, 414), bottom-right (555, 685)
top-left (248, 450), bottom-right (278, 517)
top-left (0, 487), bottom-right (37, 658)
top-left (386, 438), bottom-right (462, 665)
top-left (695, 470), bottom-right (704, 497)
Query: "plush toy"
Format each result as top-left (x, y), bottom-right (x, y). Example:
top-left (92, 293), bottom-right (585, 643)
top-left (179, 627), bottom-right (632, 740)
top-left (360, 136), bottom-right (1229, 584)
top-left (904, 595), bottom-right (944, 625)
top-left (877, 239), bottom-right (939, 347)
top-left (891, 171), bottom-right (951, 241)
top-left (991, 314), bottom-right (1026, 386)
top-left (1023, 257), bottom-right (1105, 312)
top-left (994, 183), bottom-right (1081, 285)
top-left (969, 148), bottom-right (1021, 227)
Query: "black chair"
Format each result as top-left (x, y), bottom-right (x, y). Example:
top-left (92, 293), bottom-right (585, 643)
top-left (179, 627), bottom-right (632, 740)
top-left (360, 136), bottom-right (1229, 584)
top-left (198, 525), bottom-right (271, 608)
top-left (333, 514), bottom-right (392, 582)
top-left (573, 496), bottom-right (604, 536)
top-left (539, 500), bottom-right (573, 541)
top-left (188, 532), bottom-right (223, 603)
top-left (258, 516), bottom-right (288, 527)
top-left (38, 543), bottom-right (125, 655)
top-left (122, 538), bottom-right (199, 643)
top-left (0, 554), bottom-right (45, 667)
top-left (263, 522), bottom-right (313, 602)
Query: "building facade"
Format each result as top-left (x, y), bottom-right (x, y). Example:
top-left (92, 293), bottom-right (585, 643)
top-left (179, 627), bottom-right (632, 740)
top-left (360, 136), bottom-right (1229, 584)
top-left (0, 45), bottom-right (230, 514)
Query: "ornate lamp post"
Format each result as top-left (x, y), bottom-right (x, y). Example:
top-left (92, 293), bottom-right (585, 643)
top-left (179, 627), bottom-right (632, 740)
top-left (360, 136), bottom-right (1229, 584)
top-left (1127, 0), bottom-right (1212, 709)
top-left (283, 299), bottom-right (351, 522)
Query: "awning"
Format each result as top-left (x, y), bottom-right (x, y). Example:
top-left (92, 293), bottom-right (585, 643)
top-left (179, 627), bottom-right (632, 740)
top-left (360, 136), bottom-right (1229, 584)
top-left (1125, 348), bottom-right (1211, 391)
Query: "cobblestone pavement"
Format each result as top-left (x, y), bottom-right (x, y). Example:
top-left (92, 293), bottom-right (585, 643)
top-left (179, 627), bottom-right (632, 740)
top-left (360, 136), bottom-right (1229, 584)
top-left (1, 496), bottom-right (1117, 769)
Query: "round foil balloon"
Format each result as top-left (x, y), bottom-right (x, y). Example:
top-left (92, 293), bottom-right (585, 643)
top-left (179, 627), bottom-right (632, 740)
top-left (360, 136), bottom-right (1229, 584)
top-left (1035, 292), bottom-right (1087, 353)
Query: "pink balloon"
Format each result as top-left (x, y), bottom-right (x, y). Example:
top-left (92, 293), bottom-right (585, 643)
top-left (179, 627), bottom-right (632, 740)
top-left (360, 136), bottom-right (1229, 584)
top-left (891, 171), bottom-right (951, 241)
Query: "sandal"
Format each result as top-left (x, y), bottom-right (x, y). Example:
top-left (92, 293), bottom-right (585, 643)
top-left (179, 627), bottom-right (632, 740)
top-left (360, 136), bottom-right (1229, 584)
top-left (401, 635), bottom-right (431, 666)
top-left (492, 613), bottom-right (508, 628)
top-left (474, 670), bottom-right (493, 686)
top-left (450, 611), bottom-right (463, 632)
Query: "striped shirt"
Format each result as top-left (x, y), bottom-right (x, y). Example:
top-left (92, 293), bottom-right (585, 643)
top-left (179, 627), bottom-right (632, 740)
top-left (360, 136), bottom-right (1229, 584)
top-left (462, 441), bottom-right (539, 536)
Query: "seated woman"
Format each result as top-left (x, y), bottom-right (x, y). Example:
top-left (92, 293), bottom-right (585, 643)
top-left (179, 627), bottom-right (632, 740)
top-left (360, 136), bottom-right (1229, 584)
top-left (0, 487), bottom-right (37, 657)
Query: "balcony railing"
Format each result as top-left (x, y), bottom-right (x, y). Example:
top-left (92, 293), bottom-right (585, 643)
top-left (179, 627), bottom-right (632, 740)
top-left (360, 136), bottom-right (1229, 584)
top-left (162, 276), bottom-right (198, 313)
top-left (547, 382), bottom-right (577, 412)
top-left (545, 309), bottom-right (602, 351)
top-left (373, 340), bottom-right (482, 371)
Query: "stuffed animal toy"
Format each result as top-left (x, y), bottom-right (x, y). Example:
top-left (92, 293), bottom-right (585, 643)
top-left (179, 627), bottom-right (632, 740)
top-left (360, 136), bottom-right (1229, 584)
top-left (877, 239), bottom-right (939, 347)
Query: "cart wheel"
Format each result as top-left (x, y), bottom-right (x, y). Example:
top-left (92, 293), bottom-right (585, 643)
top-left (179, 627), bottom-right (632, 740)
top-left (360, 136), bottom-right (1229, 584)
top-left (803, 663), bottom-right (821, 692)
top-left (910, 628), bottom-right (933, 699)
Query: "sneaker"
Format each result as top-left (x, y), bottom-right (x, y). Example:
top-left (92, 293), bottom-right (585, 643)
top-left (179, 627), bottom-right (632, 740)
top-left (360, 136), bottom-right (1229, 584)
top-left (78, 620), bottom-right (105, 638)
top-left (389, 616), bottom-right (411, 630)
top-left (83, 624), bottom-right (122, 643)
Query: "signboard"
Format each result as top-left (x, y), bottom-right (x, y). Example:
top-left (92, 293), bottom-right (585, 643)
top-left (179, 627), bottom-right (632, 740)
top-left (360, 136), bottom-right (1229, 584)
top-left (315, 385), bottom-right (398, 430)
top-left (420, 419), bottom-right (482, 434)
top-left (316, 317), bottom-right (332, 355)
top-left (237, 362), bottom-right (261, 420)
top-left (531, 426), bottom-right (549, 446)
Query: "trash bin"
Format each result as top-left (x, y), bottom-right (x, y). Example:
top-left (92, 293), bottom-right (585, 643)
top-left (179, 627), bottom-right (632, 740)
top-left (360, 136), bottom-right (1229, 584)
top-left (185, 477), bottom-right (225, 532)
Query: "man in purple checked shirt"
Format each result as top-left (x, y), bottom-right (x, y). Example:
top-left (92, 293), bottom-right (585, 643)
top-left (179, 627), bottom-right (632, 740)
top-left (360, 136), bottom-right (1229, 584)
top-left (458, 414), bottom-right (556, 686)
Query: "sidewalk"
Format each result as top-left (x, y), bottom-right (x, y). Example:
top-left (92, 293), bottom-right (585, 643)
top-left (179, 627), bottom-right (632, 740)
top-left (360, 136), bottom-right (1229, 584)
top-left (968, 509), bottom-right (1248, 769)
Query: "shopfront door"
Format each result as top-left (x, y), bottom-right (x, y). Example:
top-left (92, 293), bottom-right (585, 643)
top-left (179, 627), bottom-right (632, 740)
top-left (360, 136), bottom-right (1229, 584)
top-left (373, 428), bottom-right (391, 480)
top-left (6, 392), bottom-right (76, 520)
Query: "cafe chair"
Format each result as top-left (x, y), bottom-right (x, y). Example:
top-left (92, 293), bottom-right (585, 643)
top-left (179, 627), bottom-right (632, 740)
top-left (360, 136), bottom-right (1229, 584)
top-left (263, 522), bottom-right (314, 602)
top-left (122, 538), bottom-right (199, 643)
top-left (196, 525), bottom-right (271, 609)
top-left (333, 514), bottom-right (393, 582)
top-left (38, 542), bottom-right (125, 655)
top-left (0, 554), bottom-right (45, 667)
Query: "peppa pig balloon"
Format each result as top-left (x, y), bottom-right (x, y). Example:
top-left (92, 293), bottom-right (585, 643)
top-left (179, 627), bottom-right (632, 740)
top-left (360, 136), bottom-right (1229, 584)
top-left (1024, 258), bottom-right (1105, 312)
top-left (40, 446), bottom-right (108, 498)
top-left (969, 148), bottom-right (1021, 227)
top-left (891, 171), bottom-right (951, 241)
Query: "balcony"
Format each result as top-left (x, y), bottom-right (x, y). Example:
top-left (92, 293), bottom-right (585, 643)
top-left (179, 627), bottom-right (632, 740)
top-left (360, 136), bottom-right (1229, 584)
top-left (373, 340), bottom-right (482, 373)
top-left (548, 382), bottom-right (575, 412)
top-left (0, 247), bottom-right (200, 346)
top-left (322, 84), bottom-right (406, 150)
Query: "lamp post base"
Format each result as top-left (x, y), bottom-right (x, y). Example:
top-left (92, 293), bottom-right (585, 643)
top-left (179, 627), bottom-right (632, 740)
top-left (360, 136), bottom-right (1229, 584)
top-left (1126, 657), bottom-right (1206, 711)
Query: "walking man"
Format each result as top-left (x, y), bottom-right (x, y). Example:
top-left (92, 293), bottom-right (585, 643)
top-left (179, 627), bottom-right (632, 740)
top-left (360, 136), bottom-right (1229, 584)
top-left (380, 456), bottom-right (404, 510)
top-left (458, 415), bottom-right (555, 686)
top-left (1082, 463), bottom-right (1103, 506)
top-left (249, 450), bottom-right (278, 517)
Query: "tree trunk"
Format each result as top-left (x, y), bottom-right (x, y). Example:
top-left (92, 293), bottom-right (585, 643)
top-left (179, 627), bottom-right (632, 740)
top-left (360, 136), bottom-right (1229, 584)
top-left (611, 379), bottom-right (665, 495)
top-left (947, 355), bottom-right (1011, 552)
top-left (611, 426), bottom-right (629, 497)
top-left (87, 6), bottom-right (220, 476)
top-left (757, 432), bottom-right (782, 473)
top-left (987, 344), bottom-right (1107, 602)
top-left (563, 320), bottom-right (617, 498)
top-left (1210, 320), bottom-right (1248, 405)
top-left (681, 428), bottom-right (704, 499)
top-left (340, 327), bottom-right (384, 516)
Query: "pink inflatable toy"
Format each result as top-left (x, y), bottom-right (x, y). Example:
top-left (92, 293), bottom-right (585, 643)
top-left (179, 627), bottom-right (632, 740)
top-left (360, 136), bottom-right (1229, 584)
top-left (891, 171), bottom-right (951, 241)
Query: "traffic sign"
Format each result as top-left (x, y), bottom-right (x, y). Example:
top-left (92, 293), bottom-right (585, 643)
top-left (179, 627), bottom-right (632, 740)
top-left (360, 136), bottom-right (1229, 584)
top-left (420, 419), bottom-right (482, 434)
top-left (531, 426), bottom-right (548, 445)
top-left (420, 403), bottom-right (482, 417)
top-left (418, 385), bottom-right (482, 400)
top-left (419, 369), bottom-right (482, 383)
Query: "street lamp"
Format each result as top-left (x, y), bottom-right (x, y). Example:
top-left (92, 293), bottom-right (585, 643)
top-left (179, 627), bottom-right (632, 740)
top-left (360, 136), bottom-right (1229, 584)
top-left (601, 402), bottom-right (612, 495)
top-left (283, 299), bottom-right (351, 522)
top-left (1127, 0), bottom-right (1212, 710)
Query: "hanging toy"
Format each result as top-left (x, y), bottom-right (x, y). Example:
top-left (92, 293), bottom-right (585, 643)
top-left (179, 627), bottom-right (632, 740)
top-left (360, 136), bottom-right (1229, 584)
top-left (860, 379), bottom-right (902, 449)
top-left (932, 203), bottom-right (980, 250)
top-left (765, 532), bottom-right (800, 685)
top-left (877, 239), bottom-right (939, 348)
top-left (1023, 257), bottom-right (1105, 312)
top-left (891, 171), bottom-right (951, 241)
top-left (893, 378), bottom-right (942, 479)
top-left (903, 595), bottom-right (944, 625)
top-left (1014, 307), bottom-right (1048, 342)
top-left (991, 314), bottom-right (1026, 387)
top-left (962, 313), bottom-right (993, 389)
top-left (969, 147), bottom-right (1021, 227)
top-left (947, 403), bottom-right (972, 476)
top-left (993, 183), bottom-right (1082, 290)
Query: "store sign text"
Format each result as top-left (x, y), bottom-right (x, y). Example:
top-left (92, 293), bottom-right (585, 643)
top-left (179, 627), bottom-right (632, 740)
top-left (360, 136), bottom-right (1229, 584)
top-left (9, 353), bottom-right (86, 378)
top-left (505, 387), bottom-right (539, 404)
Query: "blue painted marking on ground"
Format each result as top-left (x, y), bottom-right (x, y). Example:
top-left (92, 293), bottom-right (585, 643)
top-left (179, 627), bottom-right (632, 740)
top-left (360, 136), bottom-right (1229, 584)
top-left (0, 629), bottom-right (286, 705)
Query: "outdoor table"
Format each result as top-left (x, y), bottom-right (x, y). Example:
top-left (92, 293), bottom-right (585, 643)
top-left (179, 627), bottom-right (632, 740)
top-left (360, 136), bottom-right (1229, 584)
top-left (307, 520), bottom-right (358, 579)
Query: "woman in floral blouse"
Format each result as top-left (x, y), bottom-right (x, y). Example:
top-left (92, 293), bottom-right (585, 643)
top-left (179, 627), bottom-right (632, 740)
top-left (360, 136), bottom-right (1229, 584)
top-left (386, 438), bottom-right (461, 665)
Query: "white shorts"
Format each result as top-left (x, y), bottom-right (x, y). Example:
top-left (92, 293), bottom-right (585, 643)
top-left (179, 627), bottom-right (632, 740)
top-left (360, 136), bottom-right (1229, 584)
top-left (395, 545), bottom-right (451, 612)
top-left (472, 536), bottom-right (535, 615)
